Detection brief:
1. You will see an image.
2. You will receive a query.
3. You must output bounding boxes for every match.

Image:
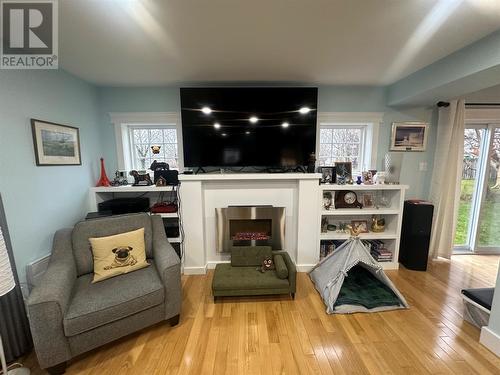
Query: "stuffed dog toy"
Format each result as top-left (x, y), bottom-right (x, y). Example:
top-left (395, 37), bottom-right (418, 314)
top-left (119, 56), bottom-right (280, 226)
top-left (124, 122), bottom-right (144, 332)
top-left (104, 246), bottom-right (137, 270)
top-left (259, 256), bottom-right (275, 273)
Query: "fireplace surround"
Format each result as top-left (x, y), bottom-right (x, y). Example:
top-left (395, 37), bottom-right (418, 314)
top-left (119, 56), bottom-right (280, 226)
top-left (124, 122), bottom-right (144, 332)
top-left (216, 206), bottom-right (285, 253)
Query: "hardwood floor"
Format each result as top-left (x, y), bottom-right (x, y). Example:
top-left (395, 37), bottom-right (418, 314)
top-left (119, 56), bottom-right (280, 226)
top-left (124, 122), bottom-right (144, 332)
top-left (25, 255), bottom-right (500, 374)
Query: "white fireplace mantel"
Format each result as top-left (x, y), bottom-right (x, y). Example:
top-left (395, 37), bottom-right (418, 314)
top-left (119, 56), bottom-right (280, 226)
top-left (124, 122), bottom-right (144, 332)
top-left (179, 173), bottom-right (321, 274)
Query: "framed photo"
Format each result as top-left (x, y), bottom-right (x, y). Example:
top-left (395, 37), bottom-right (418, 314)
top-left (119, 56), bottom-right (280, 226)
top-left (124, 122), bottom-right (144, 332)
top-left (318, 166), bottom-right (336, 184)
top-left (31, 119), bottom-right (81, 166)
top-left (351, 220), bottom-right (369, 233)
top-left (362, 193), bottom-right (374, 208)
top-left (335, 162), bottom-right (352, 184)
top-left (390, 122), bottom-right (428, 151)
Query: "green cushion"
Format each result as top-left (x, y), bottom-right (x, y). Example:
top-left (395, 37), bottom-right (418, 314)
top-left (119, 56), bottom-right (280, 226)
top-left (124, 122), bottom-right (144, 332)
top-left (273, 255), bottom-right (288, 279)
top-left (231, 246), bottom-right (272, 267)
top-left (212, 264), bottom-right (289, 291)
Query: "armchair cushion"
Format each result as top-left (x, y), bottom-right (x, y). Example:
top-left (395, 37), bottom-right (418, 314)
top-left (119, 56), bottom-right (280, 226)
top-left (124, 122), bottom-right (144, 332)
top-left (63, 261), bottom-right (164, 337)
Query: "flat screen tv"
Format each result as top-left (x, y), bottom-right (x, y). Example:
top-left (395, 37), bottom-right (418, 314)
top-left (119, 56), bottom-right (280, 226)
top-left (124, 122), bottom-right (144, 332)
top-left (180, 87), bottom-right (318, 169)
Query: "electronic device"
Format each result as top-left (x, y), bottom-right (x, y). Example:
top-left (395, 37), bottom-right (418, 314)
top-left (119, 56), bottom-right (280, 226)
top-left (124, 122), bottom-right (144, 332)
top-left (98, 198), bottom-right (150, 215)
top-left (334, 191), bottom-right (363, 209)
top-left (163, 220), bottom-right (180, 238)
top-left (180, 87), bottom-right (318, 169)
top-left (399, 200), bottom-right (434, 271)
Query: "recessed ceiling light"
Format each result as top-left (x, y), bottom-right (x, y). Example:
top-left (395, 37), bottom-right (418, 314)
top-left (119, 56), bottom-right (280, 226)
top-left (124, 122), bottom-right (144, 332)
top-left (249, 116), bottom-right (258, 124)
top-left (299, 107), bottom-right (311, 114)
top-left (282, 122), bottom-right (289, 128)
top-left (245, 131), bottom-right (250, 135)
top-left (222, 133), bottom-right (227, 137)
top-left (201, 106), bottom-right (212, 114)
top-left (214, 123), bottom-right (221, 129)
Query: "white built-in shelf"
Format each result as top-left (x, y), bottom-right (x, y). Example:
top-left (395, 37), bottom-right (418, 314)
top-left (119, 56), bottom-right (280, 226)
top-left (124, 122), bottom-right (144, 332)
top-left (168, 237), bottom-right (181, 243)
top-left (317, 183), bottom-right (406, 270)
top-left (90, 185), bottom-right (177, 193)
top-left (320, 232), bottom-right (398, 240)
top-left (322, 208), bottom-right (400, 216)
top-left (151, 212), bottom-right (178, 218)
top-left (320, 184), bottom-right (409, 191)
top-left (379, 262), bottom-right (399, 270)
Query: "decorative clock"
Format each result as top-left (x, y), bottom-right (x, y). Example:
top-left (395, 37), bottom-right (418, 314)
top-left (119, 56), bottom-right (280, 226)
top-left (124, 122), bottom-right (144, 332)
top-left (334, 190), bottom-right (363, 209)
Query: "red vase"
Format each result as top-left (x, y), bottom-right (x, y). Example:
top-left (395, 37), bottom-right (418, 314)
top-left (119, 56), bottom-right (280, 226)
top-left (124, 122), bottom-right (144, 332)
top-left (96, 158), bottom-right (111, 187)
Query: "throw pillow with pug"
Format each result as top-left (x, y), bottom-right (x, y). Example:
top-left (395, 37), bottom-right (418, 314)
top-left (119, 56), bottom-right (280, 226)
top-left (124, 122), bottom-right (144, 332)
top-left (89, 227), bottom-right (150, 283)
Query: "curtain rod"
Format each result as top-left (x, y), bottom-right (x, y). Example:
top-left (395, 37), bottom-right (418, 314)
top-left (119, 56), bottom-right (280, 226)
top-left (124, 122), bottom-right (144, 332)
top-left (437, 101), bottom-right (500, 108)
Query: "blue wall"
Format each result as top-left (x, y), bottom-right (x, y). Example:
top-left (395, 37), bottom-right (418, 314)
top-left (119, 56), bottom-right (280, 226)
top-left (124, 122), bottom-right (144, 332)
top-left (0, 70), bottom-right (102, 282)
top-left (98, 85), bottom-right (437, 198)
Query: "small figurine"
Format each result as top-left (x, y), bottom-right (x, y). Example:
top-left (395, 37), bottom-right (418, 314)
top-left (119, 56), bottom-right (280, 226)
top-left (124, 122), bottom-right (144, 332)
top-left (371, 215), bottom-right (385, 232)
top-left (129, 170), bottom-right (153, 186)
top-left (151, 145), bottom-right (161, 154)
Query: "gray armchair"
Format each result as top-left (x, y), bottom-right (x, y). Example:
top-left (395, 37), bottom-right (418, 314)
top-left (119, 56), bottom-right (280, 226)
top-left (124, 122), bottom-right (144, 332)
top-left (27, 213), bottom-right (181, 374)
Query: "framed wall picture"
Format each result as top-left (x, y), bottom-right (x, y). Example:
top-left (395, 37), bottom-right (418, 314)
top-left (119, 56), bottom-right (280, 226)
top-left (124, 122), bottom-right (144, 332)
top-left (31, 119), bottom-right (81, 166)
top-left (390, 122), bottom-right (428, 151)
top-left (318, 166), bottom-right (336, 184)
top-left (334, 162), bottom-right (352, 184)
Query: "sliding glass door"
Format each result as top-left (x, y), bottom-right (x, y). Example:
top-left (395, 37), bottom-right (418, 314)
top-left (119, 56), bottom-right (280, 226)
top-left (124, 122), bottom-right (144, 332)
top-left (454, 124), bottom-right (500, 253)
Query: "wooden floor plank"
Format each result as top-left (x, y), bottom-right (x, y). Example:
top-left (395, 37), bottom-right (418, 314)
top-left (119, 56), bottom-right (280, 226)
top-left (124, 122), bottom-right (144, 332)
top-left (22, 255), bottom-right (500, 375)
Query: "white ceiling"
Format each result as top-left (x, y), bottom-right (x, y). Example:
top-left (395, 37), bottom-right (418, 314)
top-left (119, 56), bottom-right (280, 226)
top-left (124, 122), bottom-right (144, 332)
top-left (59, 0), bottom-right (500, 86)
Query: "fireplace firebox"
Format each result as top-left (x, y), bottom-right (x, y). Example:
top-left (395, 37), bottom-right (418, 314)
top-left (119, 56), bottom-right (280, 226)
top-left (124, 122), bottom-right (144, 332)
top-left (216, 206), bottom-right (285, 253)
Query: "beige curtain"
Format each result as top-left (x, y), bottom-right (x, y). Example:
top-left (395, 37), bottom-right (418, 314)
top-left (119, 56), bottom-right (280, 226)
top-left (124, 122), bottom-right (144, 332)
top-left (429, 99), bottom-right (465, 259)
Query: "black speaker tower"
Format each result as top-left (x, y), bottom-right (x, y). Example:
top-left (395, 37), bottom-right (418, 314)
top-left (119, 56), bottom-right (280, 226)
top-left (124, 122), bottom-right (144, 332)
top-left (399, 200), bottom-right (434, 271)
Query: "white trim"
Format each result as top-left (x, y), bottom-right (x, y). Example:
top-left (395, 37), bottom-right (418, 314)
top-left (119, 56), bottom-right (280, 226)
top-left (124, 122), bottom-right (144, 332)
top-left (109, 112), bottom-right (183, 172)
top-left (182, 266), bottom-right (208, 275)
top-left (316, 112), bottom-right (383, 170)
top-left (480, 326), bottom-right (500, 356)
top-left (466, 108), bottom-right (500, 124)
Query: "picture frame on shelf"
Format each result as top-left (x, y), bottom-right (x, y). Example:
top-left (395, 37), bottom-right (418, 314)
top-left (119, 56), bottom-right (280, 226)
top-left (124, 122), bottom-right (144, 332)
top-left (390, 122), bottom-right (428, 152)
top-left (362, 192), bottom-right (374, 208)
top-left (335, 162), bottom-right (352, 184)
top-left (31, 119), bottom-right (81, 166)
top-left (351, 220), bottom-right (369, 233)
top-left (318, 166), bottom-right (335, 184)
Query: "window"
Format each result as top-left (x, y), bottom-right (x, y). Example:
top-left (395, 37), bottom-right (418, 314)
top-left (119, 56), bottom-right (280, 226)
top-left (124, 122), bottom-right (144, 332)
top-left (319, 126), bottom-right (365, 171)
top-left (110, 112), bottom-right (183, 172)
top-left (317, 113), bottom-right (382, 173)
top-left (129, 126), bottom-right (178, 170)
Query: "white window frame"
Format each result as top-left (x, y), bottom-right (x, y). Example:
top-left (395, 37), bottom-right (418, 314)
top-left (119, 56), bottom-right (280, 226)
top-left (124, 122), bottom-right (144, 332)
top-left (316, 112), bottom-right (383, 171)
top-left (109, 112), bottom-right (183, 172)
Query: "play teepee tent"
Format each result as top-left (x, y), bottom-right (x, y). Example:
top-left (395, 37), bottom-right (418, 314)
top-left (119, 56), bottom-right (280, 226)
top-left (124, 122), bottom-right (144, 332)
top-left (309, 236), bottom-right (409, 314)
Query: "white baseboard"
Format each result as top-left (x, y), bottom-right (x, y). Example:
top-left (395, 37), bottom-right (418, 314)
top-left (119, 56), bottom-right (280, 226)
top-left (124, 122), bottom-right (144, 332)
top-left (183, 266), bottom-right (208, 275)
top-left (296, 264), bottom-right (315, 272)
top-left (480, 326), bottom-right (500, 356)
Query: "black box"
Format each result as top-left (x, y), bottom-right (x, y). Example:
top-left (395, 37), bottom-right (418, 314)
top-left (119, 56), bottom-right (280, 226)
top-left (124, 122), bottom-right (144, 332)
top-left (98, 197), bottom-right (150, 215)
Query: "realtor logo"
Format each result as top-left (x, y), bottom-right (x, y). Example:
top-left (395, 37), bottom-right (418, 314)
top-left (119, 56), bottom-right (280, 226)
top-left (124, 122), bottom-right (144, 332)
top-left (1, 0), bottom-right (58, 69)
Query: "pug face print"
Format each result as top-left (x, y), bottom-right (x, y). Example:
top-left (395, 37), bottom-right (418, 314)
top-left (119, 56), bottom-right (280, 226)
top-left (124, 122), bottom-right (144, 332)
top-left (104, 246), bottom-right (138, 270)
